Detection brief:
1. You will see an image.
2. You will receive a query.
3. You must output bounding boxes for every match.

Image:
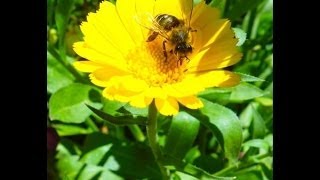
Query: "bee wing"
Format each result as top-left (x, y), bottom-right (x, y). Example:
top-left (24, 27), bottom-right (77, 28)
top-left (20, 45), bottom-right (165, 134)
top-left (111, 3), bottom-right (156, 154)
top-left (133, 12), bottom-right (170, 40)
top-left (133, 12), bottom-right (157, 31)
top-left (180, 0), bottom-right (194, 30)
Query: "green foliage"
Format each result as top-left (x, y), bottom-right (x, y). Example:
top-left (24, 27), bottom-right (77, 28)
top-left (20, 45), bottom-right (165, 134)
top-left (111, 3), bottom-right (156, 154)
top-left (47, 0), bottom-right (273, 179)
top-left (194, 99), bottom-right (243, 164)
top-left (49, 83), bottom-right (102, 123)
top-left (163, 112), bottom-right (200, 160)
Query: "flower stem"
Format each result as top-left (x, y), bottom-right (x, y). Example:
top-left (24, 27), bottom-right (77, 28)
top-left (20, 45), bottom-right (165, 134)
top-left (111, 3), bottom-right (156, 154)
top-left (147, 101), bottom-right (168, 179)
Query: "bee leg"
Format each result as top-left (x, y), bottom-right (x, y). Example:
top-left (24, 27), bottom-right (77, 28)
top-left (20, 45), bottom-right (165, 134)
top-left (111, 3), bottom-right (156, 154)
top-left (162, 40), bottom-right (168, 62)
top-left (177, 57), bottom-right (183, 67)
top-left (185, 56), bottom-right (190, 63)
top-left (189, 28), bottom-right (197, 33)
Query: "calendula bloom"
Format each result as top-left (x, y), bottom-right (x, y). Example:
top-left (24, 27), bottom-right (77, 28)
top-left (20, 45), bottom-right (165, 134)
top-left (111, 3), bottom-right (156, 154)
top-left (73, 0), bottom-right (242, 116)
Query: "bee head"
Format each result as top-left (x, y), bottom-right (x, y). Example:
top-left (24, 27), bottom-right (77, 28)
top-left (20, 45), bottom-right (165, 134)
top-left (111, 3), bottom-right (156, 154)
top-left (175, 43), bottom-right (193, 53)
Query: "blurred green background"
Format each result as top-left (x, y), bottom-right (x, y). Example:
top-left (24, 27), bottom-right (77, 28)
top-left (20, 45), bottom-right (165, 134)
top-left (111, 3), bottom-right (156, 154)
top-left (47, 0), bottom-right (273, 179)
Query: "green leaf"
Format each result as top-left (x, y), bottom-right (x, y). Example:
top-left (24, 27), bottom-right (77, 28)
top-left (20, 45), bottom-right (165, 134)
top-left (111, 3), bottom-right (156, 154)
top-left (255, 97), bottom-right (273, 106)
top-left (56, 155), bottom-right (83, 179)
top-left (82, 133), bottom-right (161, 179)
top-left (198, 88), bottom-right (232, 104)
top-left (233, 28), bottom-right (247, 46)
top-left (122, 103), bottom-right (148, 117)
top-left (55, 138), bottom-right (123, 180)
top-left (250, 105), bottom-right (266, 139)
top-left (230, 83), bottom-right (264, 101)
top-left (184, 146), bottom-right (201, 163)
top-left (191, 99), bottom-right (243, 163)
top-left (49, 83), bottom-right (102, 123)
top-left (55, 139), bottom-right (83, 179)
top-left (55, 0), bottom-right (76, 57)
top-left (47, 0), bottom-right (55, 26)
top-left (52, 123), bottom-right (94, 136)
top-left (234, 170), bottom-right (263, 180)
top-left (236, 72), bottom-right (265, 82)
top-left (76, 164), bottom-right (103, 180)
top-left (99, 170), bottom-right (124, 180)
top-left (163, 112), bottom-right (200, 160)
top-left (87, 105), bottom-right (147, 126)
top-left (163, 155), bottom-right (236, 180)
top-left (239, 104), bottom-right (253, 128)
top-left (226, 0), bottom-right (263, 21)
top-left (242, 139), bottom-right (270, 152)
top-left (193, 154), bottom-right (224, 174)
top-left (47, 51), bottom-right (75, 93)
top-left (173, 171), bottom-right (199, 180)
top-left (102, 98), bottom-right (126, 115)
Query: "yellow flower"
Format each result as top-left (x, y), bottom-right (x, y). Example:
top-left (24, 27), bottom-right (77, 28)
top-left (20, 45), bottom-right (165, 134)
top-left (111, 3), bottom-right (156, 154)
top-left (73, 0), bottom-right (242, 116)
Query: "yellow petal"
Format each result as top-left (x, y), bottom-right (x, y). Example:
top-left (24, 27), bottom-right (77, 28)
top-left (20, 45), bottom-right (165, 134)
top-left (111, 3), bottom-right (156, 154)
top-left (191, 1), bottom-right (220, 29)
top-left (116, 0), bottom-right (155, 44)
top-left (102, 86), bottom-right (135, 102)
top-left (89, 73), bottom-right (109, 87)
top-left (73, 42), bottom-right (128, 72)
top-left (186, 70), bottom-right (240, 88)
top-left (163, 82), bottom-right (204, 98)
top-left (73, 61), bottom-right (105, 72)
top-left (89, 67), bottom-right (130, 87)
top-left (154, 0), bottom-right (193, 21)
top-left (188, 44), bottom-right (242, 72)
top-left (129, 93), bottom-right (153, 108)
top-left (199, 20), bottom-right (235, 49)
top-left (93, 1), bottom-right (135, 53)
top-left (144, 87), bottom-right (168, 99)
top-left (177, 96), bottom-right (203, 109)
top-left (155, 97), bottom-right (179, 116)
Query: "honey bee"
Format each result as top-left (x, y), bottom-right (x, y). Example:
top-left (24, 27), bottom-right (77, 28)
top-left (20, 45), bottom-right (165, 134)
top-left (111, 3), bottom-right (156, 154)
top-left (135, 0), bottom-right (196, 64)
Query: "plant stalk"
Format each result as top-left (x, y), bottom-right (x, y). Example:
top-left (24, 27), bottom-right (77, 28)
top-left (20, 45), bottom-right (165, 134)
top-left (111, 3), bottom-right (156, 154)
top-left (147, 101), bottom-right (169, 179)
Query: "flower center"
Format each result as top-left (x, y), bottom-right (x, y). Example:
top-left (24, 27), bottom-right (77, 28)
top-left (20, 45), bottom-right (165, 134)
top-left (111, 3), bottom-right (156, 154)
top-left (126, 37), bottom-right (189, 87)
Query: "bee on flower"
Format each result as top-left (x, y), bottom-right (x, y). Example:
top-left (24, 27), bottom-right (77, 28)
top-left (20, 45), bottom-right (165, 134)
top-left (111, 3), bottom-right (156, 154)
top-left (73, 0), bottom-right (242, 116)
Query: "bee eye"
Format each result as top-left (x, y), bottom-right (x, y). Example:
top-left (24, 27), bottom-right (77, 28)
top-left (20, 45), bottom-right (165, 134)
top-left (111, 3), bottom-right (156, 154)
top-left (187, 45), bottom-right (192, 51)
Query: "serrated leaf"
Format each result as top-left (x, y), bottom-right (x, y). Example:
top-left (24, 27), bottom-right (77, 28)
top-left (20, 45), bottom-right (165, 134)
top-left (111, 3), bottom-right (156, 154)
top-left (47, 51), bottom-right (75, 93)
top-left (87, 105), bottom-right (147, 126)
top-left (233, 28), bottom-right (247, 46)
top-left (163, 112), bottom-right (200, 160)
top-left (236, 72), bottom-right (265, 82)
top-left (49, 83), bottom-right (102, 123)
top-left (230, 83), bottom-right (264, 101)
top-left (190, 99), bottom-right (243, 163)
